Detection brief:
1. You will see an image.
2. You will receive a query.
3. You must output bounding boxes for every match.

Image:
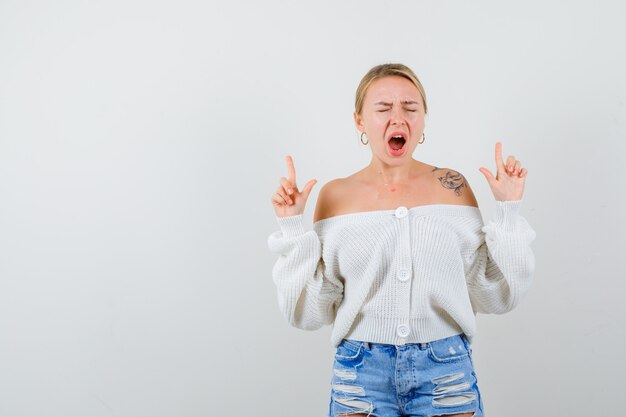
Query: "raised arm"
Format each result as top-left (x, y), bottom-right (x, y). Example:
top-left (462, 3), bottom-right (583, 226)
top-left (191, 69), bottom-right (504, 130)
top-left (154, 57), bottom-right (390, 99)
top-left (267, 156), bottom-right (343, 329)
top-left (467, 142), bottom-right (536, 313)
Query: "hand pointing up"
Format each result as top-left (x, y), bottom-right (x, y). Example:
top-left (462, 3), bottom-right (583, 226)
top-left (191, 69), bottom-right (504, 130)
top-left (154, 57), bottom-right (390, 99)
top-left (479, 142), bottom-right (527, 201)
top-left (272, 155), bottom-right (318, 217)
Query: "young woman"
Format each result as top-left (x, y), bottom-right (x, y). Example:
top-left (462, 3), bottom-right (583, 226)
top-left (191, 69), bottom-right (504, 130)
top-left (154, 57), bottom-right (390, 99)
top-left (267, 63), bottom-right (536, 417)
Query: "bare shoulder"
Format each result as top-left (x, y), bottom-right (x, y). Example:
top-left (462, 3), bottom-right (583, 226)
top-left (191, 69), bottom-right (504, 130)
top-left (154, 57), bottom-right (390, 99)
top-left (313, 178), bottom-right (348, 223)
top-left (429, 166), bottom-right (478, 207)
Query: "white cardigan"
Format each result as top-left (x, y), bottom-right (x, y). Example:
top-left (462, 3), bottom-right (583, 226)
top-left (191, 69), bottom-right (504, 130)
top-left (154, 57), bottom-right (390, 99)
top-left (267, 200), bottom-right (536, 347)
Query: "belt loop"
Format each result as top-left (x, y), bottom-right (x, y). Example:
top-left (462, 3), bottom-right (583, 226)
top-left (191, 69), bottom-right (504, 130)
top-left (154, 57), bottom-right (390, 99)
top-left (363, 341), bottom-right (370, 350)
top-left (461, 333), bottom-right (471, 349)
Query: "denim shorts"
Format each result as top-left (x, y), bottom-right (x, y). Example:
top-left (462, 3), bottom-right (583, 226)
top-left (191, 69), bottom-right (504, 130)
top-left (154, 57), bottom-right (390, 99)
top-left (328, 334), bottom-right (484, 417)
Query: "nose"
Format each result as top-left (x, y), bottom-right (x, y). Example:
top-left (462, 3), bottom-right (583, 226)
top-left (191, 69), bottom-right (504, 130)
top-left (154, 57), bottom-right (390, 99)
top-left (390, 107), bottom-right (405, 125)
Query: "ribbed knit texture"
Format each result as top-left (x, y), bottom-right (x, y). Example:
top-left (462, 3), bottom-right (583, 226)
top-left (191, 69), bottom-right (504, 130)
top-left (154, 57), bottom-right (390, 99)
top-left (267, 200), bottom-right (536, 348)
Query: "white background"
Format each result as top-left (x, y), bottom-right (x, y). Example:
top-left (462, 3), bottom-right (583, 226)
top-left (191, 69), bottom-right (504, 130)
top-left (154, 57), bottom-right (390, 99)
top-left (1, 0), bottom-right (625, 416)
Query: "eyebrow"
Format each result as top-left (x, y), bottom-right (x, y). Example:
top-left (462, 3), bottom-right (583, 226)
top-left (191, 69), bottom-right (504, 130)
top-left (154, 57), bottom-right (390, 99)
top-left (373, 100), bottom-right (420, 106)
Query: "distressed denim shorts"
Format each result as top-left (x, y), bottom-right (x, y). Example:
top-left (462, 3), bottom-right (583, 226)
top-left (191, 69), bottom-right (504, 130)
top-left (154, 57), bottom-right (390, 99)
top-left (328, 334), bottom-right (484, 417)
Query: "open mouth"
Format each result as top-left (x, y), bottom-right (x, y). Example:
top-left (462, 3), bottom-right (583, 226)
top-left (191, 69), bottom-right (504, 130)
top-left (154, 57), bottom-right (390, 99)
top-left (388, 135), bottom-right (406, 151)
top-left (387, 132), bottom-right (407, 154)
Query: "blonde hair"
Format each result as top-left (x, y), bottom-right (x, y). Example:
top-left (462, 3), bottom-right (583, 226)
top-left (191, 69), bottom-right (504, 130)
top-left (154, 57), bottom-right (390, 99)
top-left (355, 63), bottom-right (428, 115)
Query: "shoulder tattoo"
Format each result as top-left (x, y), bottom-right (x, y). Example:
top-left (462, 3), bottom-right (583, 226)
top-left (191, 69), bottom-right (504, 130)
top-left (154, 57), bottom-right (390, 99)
top-left (432, 167), bottom-right (466, 196)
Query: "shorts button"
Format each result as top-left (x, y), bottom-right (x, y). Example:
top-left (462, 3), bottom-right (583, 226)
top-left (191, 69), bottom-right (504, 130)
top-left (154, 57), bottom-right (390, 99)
top-left (397, 324), bottom-right (410, 337)
top-left (395, 206), bottom-right (408, 218)
top-left (397, 268), bottom-right (410, 282)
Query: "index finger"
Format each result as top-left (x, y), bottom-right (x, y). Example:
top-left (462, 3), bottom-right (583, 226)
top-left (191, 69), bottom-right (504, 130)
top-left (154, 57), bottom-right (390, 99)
top-left (285, 155), bottom-right (297, 184)
top-left (494, 142), bottom-right (505, 172)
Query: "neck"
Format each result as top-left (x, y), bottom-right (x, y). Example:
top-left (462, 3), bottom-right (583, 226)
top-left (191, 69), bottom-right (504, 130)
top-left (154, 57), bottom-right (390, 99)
top-left (365, 158), bottom-right (419, 185)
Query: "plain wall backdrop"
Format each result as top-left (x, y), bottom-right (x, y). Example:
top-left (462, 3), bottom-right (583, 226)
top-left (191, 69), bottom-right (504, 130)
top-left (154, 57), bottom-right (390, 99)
top-left (1, 0), bottom-right (625, 416)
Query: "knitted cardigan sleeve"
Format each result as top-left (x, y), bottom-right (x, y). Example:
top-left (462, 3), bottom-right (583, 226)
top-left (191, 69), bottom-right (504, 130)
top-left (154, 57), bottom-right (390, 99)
top-left (465, 200), bottom-right (537, 314)
top-left (267, 214), bottom-right (344, 330)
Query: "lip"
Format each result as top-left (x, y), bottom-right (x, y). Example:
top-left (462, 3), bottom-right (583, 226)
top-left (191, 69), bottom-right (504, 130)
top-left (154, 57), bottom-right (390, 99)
top-left (386, 131), bottom-right (408, 143)
top-left (386, 131), bottom-right (408, 156)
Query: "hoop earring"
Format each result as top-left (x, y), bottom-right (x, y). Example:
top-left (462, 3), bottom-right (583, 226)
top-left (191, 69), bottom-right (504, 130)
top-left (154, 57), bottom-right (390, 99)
top-left (360, 132), bottom-right (369, 145)
top-left (418, 132), bottom-right (425, 144)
